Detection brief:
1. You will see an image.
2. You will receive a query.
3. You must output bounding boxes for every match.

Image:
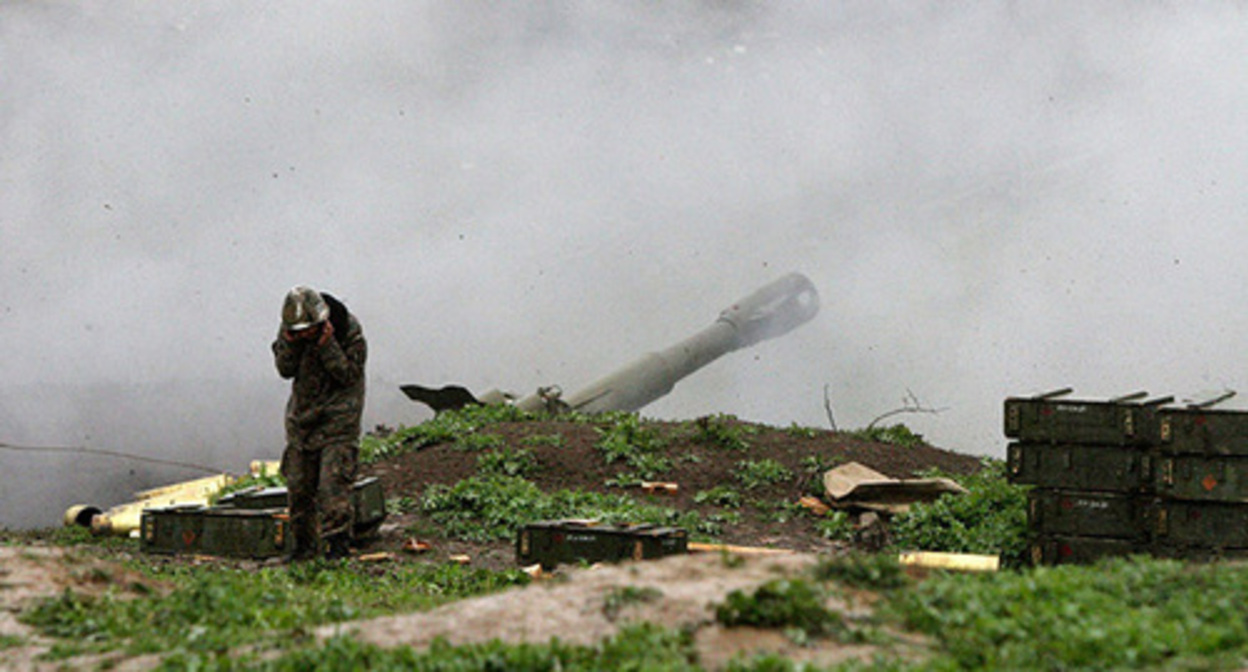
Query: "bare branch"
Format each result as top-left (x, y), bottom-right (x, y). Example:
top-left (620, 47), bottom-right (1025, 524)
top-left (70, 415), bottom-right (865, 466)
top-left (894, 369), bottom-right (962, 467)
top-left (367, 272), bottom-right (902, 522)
top-left (866, 388), bottom-right (947, 430)
top-left (823, 384), bottom-right (837, 431)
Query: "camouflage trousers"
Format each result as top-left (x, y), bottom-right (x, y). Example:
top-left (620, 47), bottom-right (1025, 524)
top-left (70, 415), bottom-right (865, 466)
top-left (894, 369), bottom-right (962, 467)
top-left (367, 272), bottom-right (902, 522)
top-left (281, 439), bottom-right (358, 556)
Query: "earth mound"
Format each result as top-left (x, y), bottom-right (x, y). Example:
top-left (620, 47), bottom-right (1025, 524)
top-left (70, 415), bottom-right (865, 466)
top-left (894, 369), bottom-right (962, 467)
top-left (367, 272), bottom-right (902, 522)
top-left (362, 416), bottom-right (985, 570)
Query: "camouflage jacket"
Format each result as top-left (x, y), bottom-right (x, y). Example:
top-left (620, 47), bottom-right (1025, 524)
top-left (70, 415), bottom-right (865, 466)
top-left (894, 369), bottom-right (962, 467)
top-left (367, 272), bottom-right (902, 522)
top-left (272, 303), bottom-right (367, 451)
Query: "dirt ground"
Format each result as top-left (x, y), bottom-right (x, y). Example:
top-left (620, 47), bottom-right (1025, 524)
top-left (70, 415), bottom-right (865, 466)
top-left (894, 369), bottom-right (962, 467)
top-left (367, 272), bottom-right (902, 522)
top-left (1, 417), bottom-right (979, 670)
top-left (318, 550), bottom-right (912, 670)
top-left (363, 416), bottom-right (985, 569)
top-left (0, 546), bottom-right (168, 672)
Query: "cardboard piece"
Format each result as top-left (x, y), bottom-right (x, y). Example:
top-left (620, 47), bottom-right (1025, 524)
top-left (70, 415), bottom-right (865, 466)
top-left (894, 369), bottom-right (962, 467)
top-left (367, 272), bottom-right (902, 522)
top-left (823, 462), bottom-right (967, 514)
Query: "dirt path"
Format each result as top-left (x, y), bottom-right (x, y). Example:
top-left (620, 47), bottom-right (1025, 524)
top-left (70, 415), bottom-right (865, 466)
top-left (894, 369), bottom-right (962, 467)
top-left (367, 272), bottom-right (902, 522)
top-left (2, 545), bottom-right (915, 670)
top-left (0, 546), bottom-right (165, 672)
top-left (318, 551), bottom-right (889, 670)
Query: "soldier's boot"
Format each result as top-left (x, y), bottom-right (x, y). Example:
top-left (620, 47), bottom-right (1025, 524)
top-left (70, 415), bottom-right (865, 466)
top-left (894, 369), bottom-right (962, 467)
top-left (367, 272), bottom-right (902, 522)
top-left (324, 533), bottom-right (352, 561)
top-left (286, 515), bottom-right (319, 563)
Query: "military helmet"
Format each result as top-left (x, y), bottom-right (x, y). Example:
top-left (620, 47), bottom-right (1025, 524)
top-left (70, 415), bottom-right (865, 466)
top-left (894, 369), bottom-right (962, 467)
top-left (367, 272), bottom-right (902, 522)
top-left (282, 286), bottom-right (329, 331)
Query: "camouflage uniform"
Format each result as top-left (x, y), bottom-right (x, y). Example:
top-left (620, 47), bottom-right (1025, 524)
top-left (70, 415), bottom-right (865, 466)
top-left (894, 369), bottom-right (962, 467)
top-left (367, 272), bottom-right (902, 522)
top-left (272, 296), bottom-right (366, 558)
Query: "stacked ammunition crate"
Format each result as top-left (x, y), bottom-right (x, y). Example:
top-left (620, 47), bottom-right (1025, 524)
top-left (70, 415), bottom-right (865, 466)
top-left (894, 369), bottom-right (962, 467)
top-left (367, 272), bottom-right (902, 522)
top-left (1006, 390), bottom-right (1248, 565)
top-left (1149, 407), bottom-right (1248, 561)
top-left (1005, 390), bottom-right (1161, 565)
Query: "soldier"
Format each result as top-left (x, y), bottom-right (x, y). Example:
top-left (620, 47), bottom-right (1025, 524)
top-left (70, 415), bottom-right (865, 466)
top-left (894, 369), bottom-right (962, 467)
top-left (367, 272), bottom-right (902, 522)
top-left (273, 286), bottom-right (367, 560)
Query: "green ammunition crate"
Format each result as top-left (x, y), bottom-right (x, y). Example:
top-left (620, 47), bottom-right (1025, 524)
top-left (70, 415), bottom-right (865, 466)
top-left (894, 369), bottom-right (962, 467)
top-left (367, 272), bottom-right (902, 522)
top-left (198, 508), bottom-right (292, 559)
top-left (516, 520), bottom-right (688, 570)
top-left (216, 477), bottom-right (387, 537)
top-left (1154, 455), bottom-right (1248, 502)
top-left (351, 477), bottom-right (387, 537)
top-left (1148, 500), bottom-right (1248, 548)
top-left (140, 504), bottom-right (208, 555)
top-left (1027, 490), bottom-right (1147, 540)
top-left (1004, 397), bottom-right (1154, 446)
top-left (1008, 442), bottom-right (1153, 492)
top-left (1152, 544), bottom-right (1248, 562)
top-left (1029, 534), bottom-right (1142, 566)
top-left (216, 485), bottom-right (286, 510)
top-left (1158, 408), bottom-right (1248, 456)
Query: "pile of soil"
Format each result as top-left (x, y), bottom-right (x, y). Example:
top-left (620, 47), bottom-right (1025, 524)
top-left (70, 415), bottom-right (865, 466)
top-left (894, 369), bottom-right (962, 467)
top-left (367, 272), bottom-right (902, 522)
top-left (361, 416), bottom-right (985, 570)
top-left (332, 417), bottom-right (979, 668)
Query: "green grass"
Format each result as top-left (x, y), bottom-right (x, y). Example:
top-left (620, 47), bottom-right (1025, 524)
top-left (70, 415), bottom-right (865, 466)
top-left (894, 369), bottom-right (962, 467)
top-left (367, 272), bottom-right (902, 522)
top-left (685, 414), bottom-right (754, 451)
top-left (814, 510), bottom-right (855, 542)
top-left (715, 578), bottom-right (847, 645)
top-left (134, 553), bottom-right (1248, 671)
top-left (476, 446), bottom-right (538, 478)
top-left (595, 413), bottom-right (666, 459)
top-left (849, 423), bottom-right (926, 448)
top-left (0, 525), bottom-right (136, 551)
top-left (97, 551), bottom-right (1248, 671)
top-left (155, 623), bottom-right (703, 671)
top-left (211, 467), bottom-right (286, 504)
top-left (732, 458), bottom-right (794, 490)
top-left (451, 432), bottom-right (505, 452)
top-left (359, 405), bottom-right (531, 464)
top-left (20, 560), bottom-right (529, 661)
top-left (694, 485), bottom-right (743, 509)
top-left (0, 634), bottom-right (24, 650)
top-left (813, 553), bottom-right (909, 591)
top-left (419, 474), bottom-right (722, 542)
top-left (784, 423), bottom-right (820, 439)
top-left (879, 555), bottom-right (1248, 671)
top-left (603, 585), bottom-right (664, 621)
top-left (593, 412), bottom-right (675, 483)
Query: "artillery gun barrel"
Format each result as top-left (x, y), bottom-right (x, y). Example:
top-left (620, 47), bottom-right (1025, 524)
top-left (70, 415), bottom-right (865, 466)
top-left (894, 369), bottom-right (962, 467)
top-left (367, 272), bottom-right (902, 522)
top-left (514, 272), bottom-right (819, 413)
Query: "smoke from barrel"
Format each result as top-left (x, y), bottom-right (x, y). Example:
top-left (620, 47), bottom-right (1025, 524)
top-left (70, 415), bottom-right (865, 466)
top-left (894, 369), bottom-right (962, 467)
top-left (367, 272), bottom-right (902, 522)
top-left (514, 272), bottom-right (820, 413)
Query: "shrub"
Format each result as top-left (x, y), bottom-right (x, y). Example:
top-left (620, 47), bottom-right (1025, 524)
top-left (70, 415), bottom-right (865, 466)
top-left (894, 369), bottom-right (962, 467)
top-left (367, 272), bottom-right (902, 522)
top-left (813, 552), bottom-right (909, 591)
top-left (595, 413), bottom-right (668, 464)
top-left (688, 414), bottom-right (753, 451)
top-left (595, 413), bottom-right (673, 479)
top-left (694, 485), bottom-right (743, 509)
top-left (602, 586), bottom-right (663, 621)
top-left (477, 447), bottom-right (538, 477)
top-left (887, 459), bottom-right (1028, 566)
top-left (452, 433), bottom-right (505, 452)
top-left (733, 459), bottom-right (793, 490)
top-left (784, 423), bottom-right (820, 439)
top-left (813, 510), bottom-right (855, 542)
top-left (850, 423), bottom-right (925, 448)
top-left (715, 578), bottom-right (844, 641)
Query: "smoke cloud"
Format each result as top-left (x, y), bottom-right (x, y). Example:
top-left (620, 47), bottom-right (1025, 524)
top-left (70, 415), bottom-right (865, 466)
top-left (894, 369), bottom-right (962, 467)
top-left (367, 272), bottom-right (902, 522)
top-left (4, 3), bottom-right (1248, 527)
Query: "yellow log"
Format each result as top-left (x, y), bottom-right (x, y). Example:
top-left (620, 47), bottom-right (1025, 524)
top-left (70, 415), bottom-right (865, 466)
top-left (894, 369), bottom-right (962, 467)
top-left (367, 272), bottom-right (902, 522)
top-left (250, 460), bottom-right (281, 477)
top-left (687, 542), bottom-right (794, 556)
top-left (897, 551), bottom-right (1000, 572)
top-left (132, 474), bottom-right (234, 502)
top-left (69, 460), bottom-right (283, 537)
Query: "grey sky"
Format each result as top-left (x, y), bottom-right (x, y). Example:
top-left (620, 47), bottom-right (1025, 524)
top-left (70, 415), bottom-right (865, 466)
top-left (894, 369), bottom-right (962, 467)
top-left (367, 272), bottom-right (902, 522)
top-left (3, 3), bottom-right (1247, 526)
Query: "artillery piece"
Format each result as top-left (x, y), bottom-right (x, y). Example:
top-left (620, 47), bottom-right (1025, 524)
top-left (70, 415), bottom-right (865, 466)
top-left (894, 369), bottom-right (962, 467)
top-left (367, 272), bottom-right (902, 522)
top-left (402, 271), bottom-right (820, 415)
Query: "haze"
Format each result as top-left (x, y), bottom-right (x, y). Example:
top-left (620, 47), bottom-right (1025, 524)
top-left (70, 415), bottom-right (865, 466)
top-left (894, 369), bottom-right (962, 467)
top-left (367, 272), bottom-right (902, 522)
top-left (4, 3), bottom-right (1247, 528)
